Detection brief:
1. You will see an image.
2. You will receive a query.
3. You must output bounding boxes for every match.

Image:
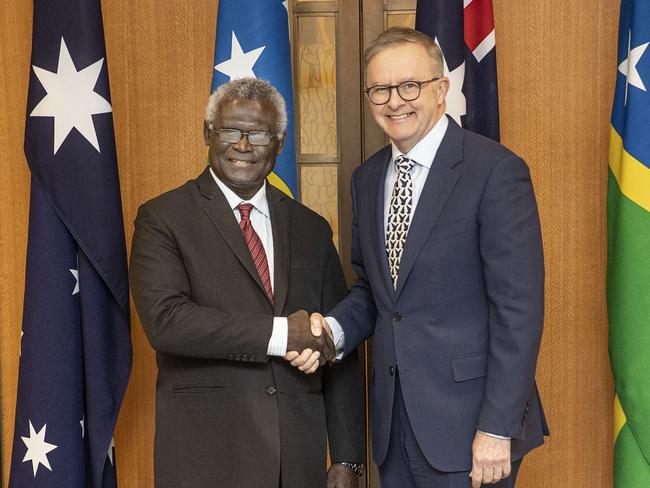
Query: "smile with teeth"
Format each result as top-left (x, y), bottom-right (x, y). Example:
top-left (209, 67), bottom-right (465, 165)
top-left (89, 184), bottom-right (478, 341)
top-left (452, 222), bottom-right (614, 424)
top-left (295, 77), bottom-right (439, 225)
top-left (230, 158), bottom-right (256, 167)
top-left (387, 112), bottom-right (414, 121)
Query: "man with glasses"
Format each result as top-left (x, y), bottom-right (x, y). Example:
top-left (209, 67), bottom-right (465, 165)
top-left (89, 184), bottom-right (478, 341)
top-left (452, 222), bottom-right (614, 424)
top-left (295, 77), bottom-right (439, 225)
top-left (129, 77), bottom-right (364, 488)
top-left (290, 27), bottom-right (548, 487)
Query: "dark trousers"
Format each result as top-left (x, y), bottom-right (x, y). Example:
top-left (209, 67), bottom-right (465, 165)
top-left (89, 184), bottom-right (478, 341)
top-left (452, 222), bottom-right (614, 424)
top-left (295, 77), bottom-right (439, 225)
top-left (378, 375), bottom-right (521, 488)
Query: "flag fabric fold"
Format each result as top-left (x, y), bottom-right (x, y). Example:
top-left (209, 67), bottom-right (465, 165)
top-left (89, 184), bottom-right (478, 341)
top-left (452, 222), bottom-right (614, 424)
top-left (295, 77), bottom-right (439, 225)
top-left (211, 0), bottom-right (298, 198)
top-left (607, 1), bottom-right (650, 486)
top-left (416, 0), bottom-right (500, 141)
top-left (9, 0), bottom-right (132, 486)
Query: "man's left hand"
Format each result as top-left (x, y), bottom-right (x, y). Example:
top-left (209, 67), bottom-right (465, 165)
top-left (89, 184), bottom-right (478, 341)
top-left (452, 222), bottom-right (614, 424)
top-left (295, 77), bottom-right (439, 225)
top-left (327, 463), bottom-right (358, 488)
top-left (470, 431), bottom-right (511, 487)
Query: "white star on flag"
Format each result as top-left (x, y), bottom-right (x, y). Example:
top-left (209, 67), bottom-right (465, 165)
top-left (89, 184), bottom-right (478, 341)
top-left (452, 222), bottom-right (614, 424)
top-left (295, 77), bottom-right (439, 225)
top-left (30, 37), bottom-right (112, 155)
top-left (215, 32), bottom-right (266, 80)
top-left (70, 268), bottom-right (80, 295)
top-left (436, 38), bottom-right (466, 125)
top-left (107, 436), bottom-right (115, 465)
top-left (21, 421), bottom-right (58, 476)
top-left (618, 30), bottom-right (648, 105)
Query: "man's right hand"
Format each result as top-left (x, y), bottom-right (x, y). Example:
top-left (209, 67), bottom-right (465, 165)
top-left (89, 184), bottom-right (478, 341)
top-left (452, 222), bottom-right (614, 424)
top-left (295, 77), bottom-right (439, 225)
top-left (285, 313), bottom-right (335, 374)
top-left (286, 310), bottom-right (336, 368)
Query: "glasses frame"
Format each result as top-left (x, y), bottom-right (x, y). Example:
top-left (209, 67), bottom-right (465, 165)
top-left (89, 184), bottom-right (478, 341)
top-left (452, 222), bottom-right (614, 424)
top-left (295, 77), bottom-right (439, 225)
top-left (363, 77), bottom-right (441, 105)
top-left (213, 128), bottom-right (277, 146)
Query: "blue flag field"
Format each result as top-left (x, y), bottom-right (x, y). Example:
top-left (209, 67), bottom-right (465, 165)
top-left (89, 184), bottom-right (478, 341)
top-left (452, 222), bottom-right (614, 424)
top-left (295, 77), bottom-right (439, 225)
top-left (9, 1), bottom-right (132, 486)
top-left (211, 0), bottom-right (298, 198)
top-left (416, 0), bottom-right (500, 141)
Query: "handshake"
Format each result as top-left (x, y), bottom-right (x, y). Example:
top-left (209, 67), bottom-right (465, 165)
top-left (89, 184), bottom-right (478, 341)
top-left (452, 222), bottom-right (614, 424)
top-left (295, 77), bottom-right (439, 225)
top-left (285, 310), bottom-right (335, 374)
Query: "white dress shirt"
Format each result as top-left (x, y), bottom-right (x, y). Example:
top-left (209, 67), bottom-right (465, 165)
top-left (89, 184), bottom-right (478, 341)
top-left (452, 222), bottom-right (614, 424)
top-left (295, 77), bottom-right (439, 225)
top-left (328, 115), bottom-right (448, 352)
top-left (210, 169), bottom-right (288, 356)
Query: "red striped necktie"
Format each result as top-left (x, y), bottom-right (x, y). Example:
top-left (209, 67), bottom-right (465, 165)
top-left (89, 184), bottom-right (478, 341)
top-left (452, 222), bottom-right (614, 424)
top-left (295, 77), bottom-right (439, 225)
top-left (237, 203), bottom-right (274, 304)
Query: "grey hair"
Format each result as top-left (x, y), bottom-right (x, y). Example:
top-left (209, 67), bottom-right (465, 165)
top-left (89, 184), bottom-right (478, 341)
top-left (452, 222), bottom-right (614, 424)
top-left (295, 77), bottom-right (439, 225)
top-left (364, 27), bottom-right (443, 76)
top-left (205, 78), bottom-right (288, 134)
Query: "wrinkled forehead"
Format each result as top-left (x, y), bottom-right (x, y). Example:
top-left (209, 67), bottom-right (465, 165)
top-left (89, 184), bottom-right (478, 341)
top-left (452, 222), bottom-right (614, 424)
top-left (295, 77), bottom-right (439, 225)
top-left (216, 96), bottom-right (278, 130)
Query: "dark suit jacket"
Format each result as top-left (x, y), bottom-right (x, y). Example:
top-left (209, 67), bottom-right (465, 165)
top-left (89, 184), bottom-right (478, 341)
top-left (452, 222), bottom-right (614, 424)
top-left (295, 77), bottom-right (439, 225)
top-left (331, 117), bottom-right (548, 472)
top-left (130, 168), bottom-right (364, 488)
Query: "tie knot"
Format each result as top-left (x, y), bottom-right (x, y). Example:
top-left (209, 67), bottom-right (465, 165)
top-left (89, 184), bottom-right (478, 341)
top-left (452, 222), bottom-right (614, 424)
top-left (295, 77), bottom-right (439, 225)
top-left (238, 203), bottom-right (254, 221)
top-left (394, 155), bottom-right (414, 174)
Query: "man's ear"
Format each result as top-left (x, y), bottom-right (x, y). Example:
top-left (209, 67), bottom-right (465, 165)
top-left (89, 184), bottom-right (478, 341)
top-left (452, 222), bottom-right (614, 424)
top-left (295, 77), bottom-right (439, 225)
top-left (276, 132), bottom-right (286, 154)
top-left (437, 77), bottom-right (450, 104)
top-left (203, 121), bottom-right (211, 146)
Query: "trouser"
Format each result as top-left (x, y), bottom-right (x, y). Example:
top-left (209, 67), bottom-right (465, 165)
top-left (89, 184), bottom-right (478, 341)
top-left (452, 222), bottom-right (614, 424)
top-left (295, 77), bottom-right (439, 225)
top-left (378, 375), bottom-right (521, 488)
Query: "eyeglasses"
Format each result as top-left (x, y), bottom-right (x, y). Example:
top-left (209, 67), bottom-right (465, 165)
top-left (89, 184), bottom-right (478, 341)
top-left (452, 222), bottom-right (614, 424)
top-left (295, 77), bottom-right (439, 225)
top-left (214, 128), bottom-right (277, 146)
top-left (363, 77), bottom-right (441, 105)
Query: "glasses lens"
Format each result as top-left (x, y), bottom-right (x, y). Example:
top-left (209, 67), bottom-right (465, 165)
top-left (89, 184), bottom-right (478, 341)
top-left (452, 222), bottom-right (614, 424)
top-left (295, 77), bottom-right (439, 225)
top-left (217, 129), bottom-right (242, 143)
top-left (247, 131), bottom-right (272, 146)
top-left (397, 81), bottom-right (421, 101)
top-left (368, 86), bottom-right (390, 104)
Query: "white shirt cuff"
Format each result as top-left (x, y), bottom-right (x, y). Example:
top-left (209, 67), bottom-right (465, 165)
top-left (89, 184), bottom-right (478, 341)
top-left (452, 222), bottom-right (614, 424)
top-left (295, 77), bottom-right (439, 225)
top-left (477, 430), bottom-right (511, 440)
top-left (326, 316), bottom-right (345, 361)
top-left (267, 317), bottom-right (288, 356)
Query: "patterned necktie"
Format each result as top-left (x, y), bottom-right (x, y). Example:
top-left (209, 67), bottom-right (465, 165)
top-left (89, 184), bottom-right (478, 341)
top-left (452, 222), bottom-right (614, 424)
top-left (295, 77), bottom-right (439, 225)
top-left (386, 155), bottom-right (415, 289)
top-left (237, 203), bottom-right (274, 304)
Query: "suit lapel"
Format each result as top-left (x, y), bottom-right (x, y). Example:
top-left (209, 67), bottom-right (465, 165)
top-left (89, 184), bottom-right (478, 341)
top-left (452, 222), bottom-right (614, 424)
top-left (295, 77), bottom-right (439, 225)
top-left (267, 185), bottom-right (290, 314)
top-left (369, 147), bottom-right (395, 301)
top-left (198, 169), bottom-right (270, 303)
top-left (394, 117), bottom-right (463, 301)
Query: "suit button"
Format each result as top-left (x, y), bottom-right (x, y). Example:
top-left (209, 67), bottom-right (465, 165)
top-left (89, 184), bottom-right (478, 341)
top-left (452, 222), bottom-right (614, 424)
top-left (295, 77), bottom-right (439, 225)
top-left (235, 355), bottom-right (241, 361)
top-left (250, 353), bottom-right (256, 361)
top-left (242, 354), bottom-right (249, 362)
top-left (389, 365), bottom-right (395, 375)
top-left (265, 386), bottom-right (277, 396)
top-left (227, 354), bottom-right (234, 360)
top-left (392, 312), bottom-right (401, 322)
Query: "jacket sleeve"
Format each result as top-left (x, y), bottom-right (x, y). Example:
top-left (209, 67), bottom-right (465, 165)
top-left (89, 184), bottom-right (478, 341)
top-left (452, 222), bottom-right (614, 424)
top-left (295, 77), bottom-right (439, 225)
top-left (129, 203), bottom-right (273, 362)
top-left (330, 172), bottom-right (378, 356)
top-left (475, 154), bottom-right (545, 439)
top-left (319, 221), bottom-right (366, 464)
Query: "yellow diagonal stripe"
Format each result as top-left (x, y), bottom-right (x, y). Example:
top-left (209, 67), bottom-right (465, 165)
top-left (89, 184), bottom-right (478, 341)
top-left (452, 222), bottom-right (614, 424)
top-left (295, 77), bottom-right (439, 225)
top-left (614, 393), bottom-right (627, 443)
top-left (609, 127), bottom-right (650, 212)
top-left (267, 171), bottom-right (294, 198)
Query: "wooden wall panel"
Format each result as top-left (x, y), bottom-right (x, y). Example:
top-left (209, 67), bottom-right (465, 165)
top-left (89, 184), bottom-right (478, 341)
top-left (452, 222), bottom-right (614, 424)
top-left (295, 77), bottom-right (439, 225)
top-left (1, 1), bottom-right (617, 487)
top-left (493, 1), bottom-right (617, 486)
top-left (0, 0), bottom-right (33, 483)
top-left (102, 1), bottom-right (217, 485)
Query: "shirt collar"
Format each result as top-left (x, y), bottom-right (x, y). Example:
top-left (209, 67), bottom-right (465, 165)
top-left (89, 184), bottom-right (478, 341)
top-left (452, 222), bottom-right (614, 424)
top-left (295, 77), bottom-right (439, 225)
top-left (210, 167), bottom-right (271, 219)
top-left (391, 114), bottom-right (449, 169)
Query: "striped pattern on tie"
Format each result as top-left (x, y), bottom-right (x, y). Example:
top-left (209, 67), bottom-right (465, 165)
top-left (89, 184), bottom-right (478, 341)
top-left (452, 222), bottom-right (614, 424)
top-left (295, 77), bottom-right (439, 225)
top-left (237, 203), bottom-right (274, 304)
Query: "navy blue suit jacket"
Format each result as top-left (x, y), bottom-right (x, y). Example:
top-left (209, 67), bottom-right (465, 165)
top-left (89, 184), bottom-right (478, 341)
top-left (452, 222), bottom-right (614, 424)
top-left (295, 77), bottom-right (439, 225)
top-left (331, 117), bottom-right (548, 472)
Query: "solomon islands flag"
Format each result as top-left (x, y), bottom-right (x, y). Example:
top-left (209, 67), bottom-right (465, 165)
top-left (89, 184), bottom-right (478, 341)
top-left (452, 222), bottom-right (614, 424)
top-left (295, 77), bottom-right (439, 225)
top-left (607, 1), bottom-right (650, 486)
top-left (211, 0), bottom-right (298, 198)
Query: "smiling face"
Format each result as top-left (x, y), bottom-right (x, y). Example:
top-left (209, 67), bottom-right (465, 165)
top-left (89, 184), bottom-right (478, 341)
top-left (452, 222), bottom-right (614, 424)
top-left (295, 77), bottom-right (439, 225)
top-left (366, 42), bottom-right (448, 153)
top-left (204, 96), bottom-right (284, 200)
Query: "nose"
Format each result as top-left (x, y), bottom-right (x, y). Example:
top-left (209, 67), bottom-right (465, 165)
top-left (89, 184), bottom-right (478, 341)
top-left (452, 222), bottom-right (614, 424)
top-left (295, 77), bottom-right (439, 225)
top-left (386, 87), bottom-right (404, 110)
top-left (232, 133), bottom-right (253, 152)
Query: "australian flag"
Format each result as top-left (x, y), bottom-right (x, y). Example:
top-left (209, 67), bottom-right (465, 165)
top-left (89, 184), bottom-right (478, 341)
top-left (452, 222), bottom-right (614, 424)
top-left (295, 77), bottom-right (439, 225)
top-left (211, 0), bottom-right (298, 198)
top-left (9, 0), bottom-right (132, 487)
top-left (416, 0), bottom-right (500, 141)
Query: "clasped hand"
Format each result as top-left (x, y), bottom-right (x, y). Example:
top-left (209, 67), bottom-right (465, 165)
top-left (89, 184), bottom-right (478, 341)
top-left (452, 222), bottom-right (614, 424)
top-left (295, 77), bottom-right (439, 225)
top-left (285, 311), bottom-right (334, 374)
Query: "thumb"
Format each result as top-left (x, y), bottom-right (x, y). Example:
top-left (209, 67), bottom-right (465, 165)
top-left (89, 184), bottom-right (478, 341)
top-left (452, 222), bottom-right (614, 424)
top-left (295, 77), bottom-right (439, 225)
top-left (310, 313), bottom-right (324, 336)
